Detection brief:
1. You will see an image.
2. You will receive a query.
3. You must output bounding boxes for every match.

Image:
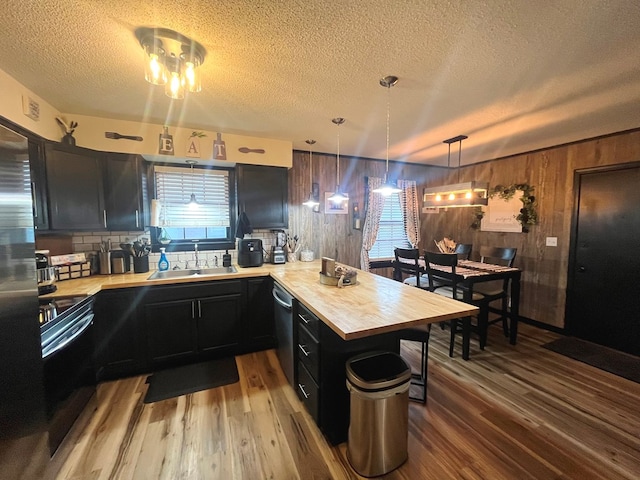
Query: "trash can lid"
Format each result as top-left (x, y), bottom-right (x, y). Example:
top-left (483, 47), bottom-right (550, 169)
top-left (346, 351), bottom-right (411, 391)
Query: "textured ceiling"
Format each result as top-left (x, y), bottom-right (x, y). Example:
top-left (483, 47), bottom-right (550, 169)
top-left (1, 0), bottom-right (639, 166)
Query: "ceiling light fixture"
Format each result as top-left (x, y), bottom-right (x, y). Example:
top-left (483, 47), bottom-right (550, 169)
top-left (135, 27), bottom-right (206, 100)
top-left (373, 75), bottom-right (402, 196)
top-left (328, 118), bottom-right (349, 204)
top-left (186, 160), bottom-right (199, 207)
top-left (423, 135), bottom-right (488, 208)
top-left (302, 139), bottom-right (320, 208)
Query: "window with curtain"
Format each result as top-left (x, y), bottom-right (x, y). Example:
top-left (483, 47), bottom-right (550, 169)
top-left (152, 164), bottom-right (236, 251)
top-left (368, 192), bottom-right (411, 259)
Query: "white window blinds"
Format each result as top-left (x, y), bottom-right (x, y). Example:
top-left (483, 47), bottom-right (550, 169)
top-left (369, 193), bottom-right (411, 259)
top-left (154, 165), bottom-right (230, 227)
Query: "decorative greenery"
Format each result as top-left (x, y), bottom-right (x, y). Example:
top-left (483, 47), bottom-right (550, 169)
top-left (488, 183), bottom-right (538, 232)
top-left (470, 207), bottom-right (484, 230)
top-left (189, 131), bottom-right (207, 138)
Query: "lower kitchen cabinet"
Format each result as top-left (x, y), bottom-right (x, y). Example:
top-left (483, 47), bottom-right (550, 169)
top-left (245, 276), bottom-right (275, 350)
top-left (93, 289), bottom-right (145, 381)
top-left (294, 300), bottom-right (399, 445)
top-left (92, 277), bottom-right (275, 381)
top-left (141, 280), bottom-right (243, 368)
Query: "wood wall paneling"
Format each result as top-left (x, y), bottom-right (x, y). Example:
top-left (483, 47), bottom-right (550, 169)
top-left (287, 129), bottom-right (640, 329)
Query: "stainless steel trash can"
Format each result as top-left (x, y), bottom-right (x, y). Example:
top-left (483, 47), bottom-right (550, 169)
top-left (346, 351), bottom-right (411, 477)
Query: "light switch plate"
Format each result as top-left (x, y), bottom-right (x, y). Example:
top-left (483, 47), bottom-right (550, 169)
top-left (546, 237), bottom-right (558, 247)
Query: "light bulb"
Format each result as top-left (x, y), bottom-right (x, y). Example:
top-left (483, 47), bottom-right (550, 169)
top-left (448, 193), bottom-right (456, 201)
top-left (435, 194), bottom-right (442, 202)
top-left (166, 71), bottom-right (184, 99)
top-left (465, 191), bottom-right (472, 199)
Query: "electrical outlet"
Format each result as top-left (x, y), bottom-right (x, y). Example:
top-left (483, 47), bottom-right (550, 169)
top-left (546, 237), bottom-right (558, 247)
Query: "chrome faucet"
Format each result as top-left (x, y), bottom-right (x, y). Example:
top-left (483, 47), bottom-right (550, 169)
top-left (194, 243), bottom-right (200, 268)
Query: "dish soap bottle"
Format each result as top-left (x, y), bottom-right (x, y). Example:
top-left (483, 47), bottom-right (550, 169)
top-left (158, 247), bottom-right (170, 271)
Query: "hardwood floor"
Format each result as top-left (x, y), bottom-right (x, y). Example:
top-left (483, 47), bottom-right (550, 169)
top-left (48, 324), bottom-right (640, 479)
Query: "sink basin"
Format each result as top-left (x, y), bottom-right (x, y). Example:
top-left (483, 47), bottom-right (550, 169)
top-left (147, 266), bottom-right (237, 280)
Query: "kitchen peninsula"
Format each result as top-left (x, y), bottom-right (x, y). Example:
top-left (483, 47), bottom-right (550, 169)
top-left (43, 260), bottom-right (478, 444)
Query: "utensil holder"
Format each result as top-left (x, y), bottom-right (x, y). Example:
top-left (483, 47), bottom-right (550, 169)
top-left (287, 252), bottom-right (297, 263)
top-left (133, 255), bottom-right (149, 273)
top-left (99, 252), bottom-right (111, 275)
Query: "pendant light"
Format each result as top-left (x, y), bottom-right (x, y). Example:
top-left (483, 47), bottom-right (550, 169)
top-left (186, 160), bottom-right (198, 207)
top-left (328, 118), bottom-right (348, 204)
top-left (302, 139), bottom-right (320, 208)
top-left (373, 75), bottom-right (402, 196)
top-left (422, 135), bottom-right (488, 208)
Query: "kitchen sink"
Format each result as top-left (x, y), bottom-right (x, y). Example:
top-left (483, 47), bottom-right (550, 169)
top-left (147, 266), bottom-right (237, 280)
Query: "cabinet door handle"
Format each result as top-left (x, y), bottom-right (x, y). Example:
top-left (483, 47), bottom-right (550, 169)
top-left (298, 344), bottom-right (310, 357)
top-left (191, 301), bottom-right (195, 318)
top-left (103, 210), bottom-right (107, 228)
top-left (197, 300), bottom-right (202, 318)
top-left (135, 209), bottom-right (139, 228)
top-left (298, 313), bottom-right (311, 324)
top-left (298, 383), bottom-right (310, 399)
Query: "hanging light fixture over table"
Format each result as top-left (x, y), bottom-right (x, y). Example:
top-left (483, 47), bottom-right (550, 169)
top-left (422, 135), bottom-right (488, 208)
top-left (373, 75), bottom-right (402, 196)
top-left (136, 27), bottom-right (206, 100)
top-left (302, 139), bottom-right (320, 208)
top-left (328, 118), bottom-right (349, 204)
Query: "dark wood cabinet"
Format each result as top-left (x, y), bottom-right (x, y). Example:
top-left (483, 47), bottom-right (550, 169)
top-left (245, 276), bottom-right (275, 349)
top-left (142, 280), bottom-right (243, 367)
top-left (29, 140), bottom-right (49, 230)
top-left (93, 290), bottom-right (145, 381)
top-left (103, 153), bottom-right (147, 231)
top-left (44, 143), bottom-right (148, 231)
top-left (44, 142), bottom-right (106, 230)
top-left (237, 164), bottom-right (288, 228)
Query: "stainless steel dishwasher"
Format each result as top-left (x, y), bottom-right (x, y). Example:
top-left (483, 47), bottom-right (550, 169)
top-left (273, 281), bottom-right (295, 386)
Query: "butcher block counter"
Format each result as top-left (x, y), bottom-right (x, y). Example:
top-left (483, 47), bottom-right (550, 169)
top-left (41, 260), bottom-right (477, 340)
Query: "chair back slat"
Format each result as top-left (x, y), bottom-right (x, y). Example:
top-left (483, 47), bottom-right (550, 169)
top-left (424, 251), bottom-right (459, 295)
top-left (454, 243), bottom-right (473, 260)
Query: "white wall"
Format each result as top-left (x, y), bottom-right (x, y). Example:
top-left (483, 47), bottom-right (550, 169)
top-left (0, 67), bottom-right (292, 168)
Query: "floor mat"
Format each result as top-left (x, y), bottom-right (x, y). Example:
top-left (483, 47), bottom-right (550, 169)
top-left (143, 356), bottom-right (239, 403)
top-left (542, 336), bottom-right (640, 384)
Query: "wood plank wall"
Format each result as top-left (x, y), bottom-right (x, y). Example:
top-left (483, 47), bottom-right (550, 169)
top-left (287, 129), bottom-right (640, 329)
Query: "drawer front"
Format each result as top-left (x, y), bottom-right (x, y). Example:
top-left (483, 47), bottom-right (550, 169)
top-left (297, 303), bottom-right (319, 339)
top-left (297, 361), bottom-right (319, 422)
top-left (297, 325), bottom-right (319, 381)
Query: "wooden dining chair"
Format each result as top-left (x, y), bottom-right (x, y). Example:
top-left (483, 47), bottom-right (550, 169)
top-left (423, 251), bottom-right (486, 358)
top-left (393, 247), bottom-right (427, 290)
top-left (392, 247), bottom-right (431, 402)
top-left (454, 243), bottom-right (473, 260)
top-left (473, 246), bottom-right (517, 341)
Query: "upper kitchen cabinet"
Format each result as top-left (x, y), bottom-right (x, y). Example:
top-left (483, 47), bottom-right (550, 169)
top-left (44, 143), bottom-right (148, 231)
top-left (44, 142), bottom-right (106, 230)
top-left (237, 164), bottom-right (288, 229)
top-left (29, 139), bottom-right (49, 230)
top-left (103, 153), bottom-right (147, 231)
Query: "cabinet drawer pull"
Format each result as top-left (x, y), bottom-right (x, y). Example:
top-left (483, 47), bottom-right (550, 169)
top-left (191, 301), bottom-right (195, 318)
top-left (197, 300), bottom-right (202, 318)
top-left (298, 313), bottom-right (311, 324)
top-left (298, 383), bottom-right (310, 399)
top-left (298, 344), bottom-right (310, 357)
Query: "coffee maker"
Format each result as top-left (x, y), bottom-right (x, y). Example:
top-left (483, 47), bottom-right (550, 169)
top-left (270, 230), bottom-right (286, 264)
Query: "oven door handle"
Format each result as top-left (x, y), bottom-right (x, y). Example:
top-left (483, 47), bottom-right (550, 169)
top-left (42, 313), bottom-right (94, 359)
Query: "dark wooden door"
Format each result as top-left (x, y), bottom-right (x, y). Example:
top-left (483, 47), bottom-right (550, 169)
top-left (237, 164), bottom-right (288, 228)
top-left (567, 163), bottom-right (640, 356)
top-left (45, 143), bottom-right (105, 230)
top-left (144, 299), bottom-right (197, 364)
top-left (104, 153), bottom-right (144, 231)
top-left (197, 293), bottom-right (242, 353)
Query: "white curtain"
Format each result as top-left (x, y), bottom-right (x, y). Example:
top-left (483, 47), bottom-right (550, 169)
top-left (360, 177), bottom-right (384, 271)
top-left (398, 179), bottom-right (421, 248)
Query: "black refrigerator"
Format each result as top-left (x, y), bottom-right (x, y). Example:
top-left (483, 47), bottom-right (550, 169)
top-left (0, 122), bottom-right (50, 478)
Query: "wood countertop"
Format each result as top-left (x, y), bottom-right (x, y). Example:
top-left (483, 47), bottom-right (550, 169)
top-left (41, 260), bottom-right (478, 341)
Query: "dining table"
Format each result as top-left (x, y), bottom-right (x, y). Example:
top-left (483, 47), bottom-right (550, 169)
top-left (396, 256), bottom-right (522, 357)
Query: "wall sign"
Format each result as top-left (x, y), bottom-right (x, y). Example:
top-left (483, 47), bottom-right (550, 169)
top-left (481, 192), bottom-right (523, 232)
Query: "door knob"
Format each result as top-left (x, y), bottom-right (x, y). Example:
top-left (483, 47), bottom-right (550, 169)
top-left (578, 266), bottom-right (586, 272)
